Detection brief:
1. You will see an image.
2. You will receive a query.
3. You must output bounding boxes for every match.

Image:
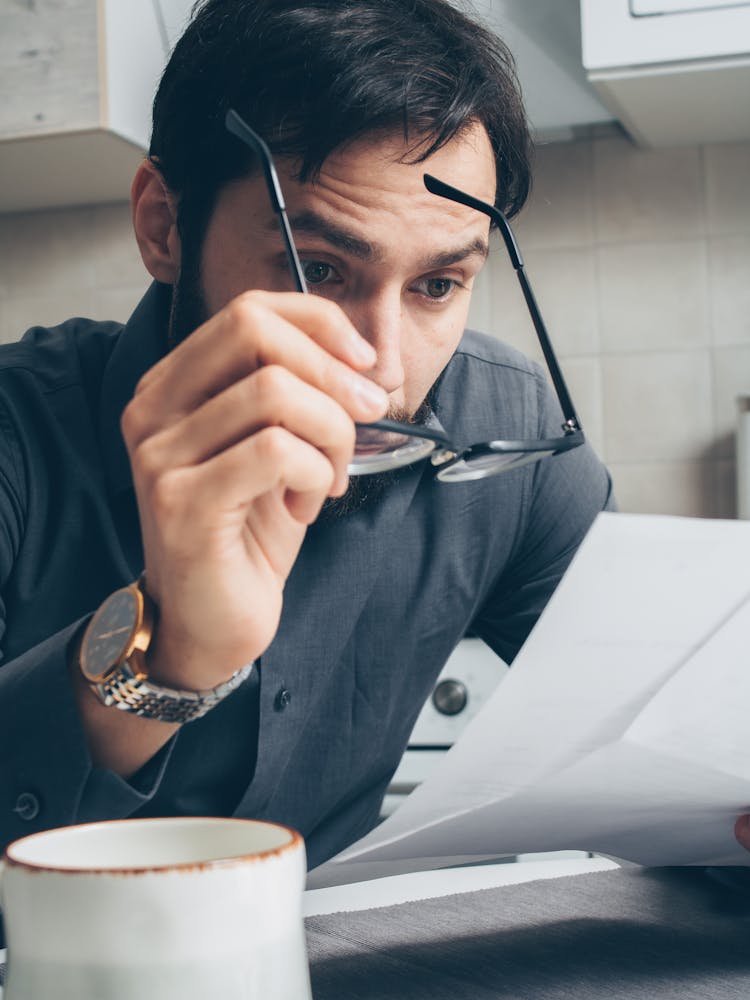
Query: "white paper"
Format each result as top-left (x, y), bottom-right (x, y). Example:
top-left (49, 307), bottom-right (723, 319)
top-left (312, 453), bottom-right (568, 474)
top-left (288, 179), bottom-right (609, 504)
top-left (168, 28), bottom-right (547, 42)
top-left (309, 513), bottom-right (750, 889)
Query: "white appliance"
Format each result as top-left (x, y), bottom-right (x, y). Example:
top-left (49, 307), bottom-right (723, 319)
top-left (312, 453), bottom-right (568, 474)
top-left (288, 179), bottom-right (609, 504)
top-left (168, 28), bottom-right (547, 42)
top-left (580, 0), bottom-right (750, 145)
top-left (738, 396), bottom-right (750, 520)
top-left (382, 638), bottom-right (508, 816)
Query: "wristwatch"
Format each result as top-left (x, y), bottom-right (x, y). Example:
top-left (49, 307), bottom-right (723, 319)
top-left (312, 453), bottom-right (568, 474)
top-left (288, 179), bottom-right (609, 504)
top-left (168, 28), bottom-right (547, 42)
top-left (78, 576), bottom-right (254, 724)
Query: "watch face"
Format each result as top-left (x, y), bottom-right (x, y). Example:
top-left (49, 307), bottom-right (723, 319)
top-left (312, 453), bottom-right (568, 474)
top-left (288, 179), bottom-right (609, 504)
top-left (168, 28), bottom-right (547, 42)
top-left (80, 587), bottom-right (140, 683)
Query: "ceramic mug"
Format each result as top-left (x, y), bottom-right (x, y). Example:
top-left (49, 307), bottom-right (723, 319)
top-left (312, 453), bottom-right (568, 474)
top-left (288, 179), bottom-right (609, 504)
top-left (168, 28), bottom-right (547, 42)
top-left (0, 816), bottom-right (311, 1000)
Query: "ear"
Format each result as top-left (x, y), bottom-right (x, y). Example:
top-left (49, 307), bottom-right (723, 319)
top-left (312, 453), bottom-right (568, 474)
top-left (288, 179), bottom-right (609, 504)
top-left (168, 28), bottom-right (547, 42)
top-left (131, 159), bottom-right (182, 284)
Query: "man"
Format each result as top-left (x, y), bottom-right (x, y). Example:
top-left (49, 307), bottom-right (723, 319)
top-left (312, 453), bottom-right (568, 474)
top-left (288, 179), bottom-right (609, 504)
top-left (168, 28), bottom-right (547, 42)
top-left (1, 0), bottom-right (747, 870)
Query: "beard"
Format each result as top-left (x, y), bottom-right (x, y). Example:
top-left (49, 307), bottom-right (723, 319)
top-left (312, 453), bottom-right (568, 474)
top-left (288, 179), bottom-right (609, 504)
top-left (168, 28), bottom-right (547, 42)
top-left (167, 257), bottom-right (435, 522)
top-left (317, 397), bottom-right (434, 522)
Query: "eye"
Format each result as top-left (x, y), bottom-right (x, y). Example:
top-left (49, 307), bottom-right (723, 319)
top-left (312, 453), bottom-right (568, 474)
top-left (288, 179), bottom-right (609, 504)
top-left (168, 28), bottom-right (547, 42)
top-left (413, 276), bottom-right (462, 300)
top-left (302, 260), bottom-right (339, 285)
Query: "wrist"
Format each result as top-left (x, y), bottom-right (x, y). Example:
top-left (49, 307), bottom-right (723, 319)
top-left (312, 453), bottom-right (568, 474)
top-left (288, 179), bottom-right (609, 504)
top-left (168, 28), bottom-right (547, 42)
top-left (78, 578), bottom-right (254, 724)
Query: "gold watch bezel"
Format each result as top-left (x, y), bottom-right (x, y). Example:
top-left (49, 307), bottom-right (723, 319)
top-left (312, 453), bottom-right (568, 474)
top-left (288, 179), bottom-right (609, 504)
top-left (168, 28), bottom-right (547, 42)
top-left (79, 578), bottom-right (155, 685)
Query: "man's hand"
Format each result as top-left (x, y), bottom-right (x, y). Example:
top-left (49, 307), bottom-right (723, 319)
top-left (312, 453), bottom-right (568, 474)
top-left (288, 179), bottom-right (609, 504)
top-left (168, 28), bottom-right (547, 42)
top-left (121, 290), bottom-right (387, 693)
top-left (735, 814), bottom-right (750, 854)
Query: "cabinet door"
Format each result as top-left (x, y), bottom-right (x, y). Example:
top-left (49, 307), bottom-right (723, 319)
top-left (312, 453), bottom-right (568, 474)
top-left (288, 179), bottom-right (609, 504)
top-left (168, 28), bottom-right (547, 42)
top-left (631, 0), bottom-right (749, 14)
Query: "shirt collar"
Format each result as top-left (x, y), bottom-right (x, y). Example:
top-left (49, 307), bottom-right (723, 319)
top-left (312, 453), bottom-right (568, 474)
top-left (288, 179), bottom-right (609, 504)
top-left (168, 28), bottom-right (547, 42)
top-left (99, 281), bottom-right (172, 497)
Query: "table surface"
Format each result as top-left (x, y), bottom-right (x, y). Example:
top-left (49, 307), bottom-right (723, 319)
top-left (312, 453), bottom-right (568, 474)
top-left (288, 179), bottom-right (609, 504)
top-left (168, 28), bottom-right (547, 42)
top-left (305, 863), bottom-right (750, 999)
top-left (303, 855), bottom-right (618, 916)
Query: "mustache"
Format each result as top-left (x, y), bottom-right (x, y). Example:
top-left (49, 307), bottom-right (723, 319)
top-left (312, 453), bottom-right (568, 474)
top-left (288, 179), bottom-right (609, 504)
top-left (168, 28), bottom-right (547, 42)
top-left (381, 398), bottom-right (433, 427)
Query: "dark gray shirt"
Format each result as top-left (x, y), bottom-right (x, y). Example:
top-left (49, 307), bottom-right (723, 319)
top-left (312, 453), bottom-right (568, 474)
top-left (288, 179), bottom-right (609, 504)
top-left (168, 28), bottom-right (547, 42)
top-left (0, 282), bottom-right (614, 869)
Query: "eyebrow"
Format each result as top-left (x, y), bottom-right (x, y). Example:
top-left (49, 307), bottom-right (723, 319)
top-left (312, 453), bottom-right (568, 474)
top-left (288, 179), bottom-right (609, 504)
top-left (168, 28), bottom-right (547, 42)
top-left (270, 209), bottom-right (490, 269)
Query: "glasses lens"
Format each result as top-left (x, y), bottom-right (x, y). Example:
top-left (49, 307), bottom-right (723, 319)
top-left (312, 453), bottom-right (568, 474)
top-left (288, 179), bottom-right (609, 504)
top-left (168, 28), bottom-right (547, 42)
top-left (349, 425), bottom-right (438, 475)
top-left (436, 448), bottom-right (555, 483)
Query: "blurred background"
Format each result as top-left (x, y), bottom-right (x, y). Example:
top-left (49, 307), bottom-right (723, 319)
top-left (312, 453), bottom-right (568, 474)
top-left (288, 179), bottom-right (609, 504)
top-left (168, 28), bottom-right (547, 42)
top-left (1, 0), bottom-right (748, 520)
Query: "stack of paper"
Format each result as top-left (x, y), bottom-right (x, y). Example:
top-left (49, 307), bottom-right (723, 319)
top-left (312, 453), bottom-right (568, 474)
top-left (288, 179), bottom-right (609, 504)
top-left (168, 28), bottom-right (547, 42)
top-left (310, 514), bottom-right (750, 888)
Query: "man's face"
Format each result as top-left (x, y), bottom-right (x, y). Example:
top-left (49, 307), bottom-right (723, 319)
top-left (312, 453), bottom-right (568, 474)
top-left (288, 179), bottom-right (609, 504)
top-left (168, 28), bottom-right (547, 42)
top-left (174, 123), bottom-right (496, 421)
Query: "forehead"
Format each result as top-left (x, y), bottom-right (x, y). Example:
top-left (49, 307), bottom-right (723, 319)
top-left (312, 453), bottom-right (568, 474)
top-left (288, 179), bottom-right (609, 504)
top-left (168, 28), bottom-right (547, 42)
top-left (276, 123), bottom-right (497, 240)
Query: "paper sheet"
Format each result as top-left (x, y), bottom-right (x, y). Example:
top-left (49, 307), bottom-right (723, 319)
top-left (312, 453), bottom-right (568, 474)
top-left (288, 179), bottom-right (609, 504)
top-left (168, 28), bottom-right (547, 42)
top-left (309, 513), bottom-right (750, 888)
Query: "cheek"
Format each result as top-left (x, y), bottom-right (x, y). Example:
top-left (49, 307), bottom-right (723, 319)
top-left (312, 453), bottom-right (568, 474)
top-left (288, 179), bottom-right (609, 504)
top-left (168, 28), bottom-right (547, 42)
top-left (402, 307), bottom-right (467, 395)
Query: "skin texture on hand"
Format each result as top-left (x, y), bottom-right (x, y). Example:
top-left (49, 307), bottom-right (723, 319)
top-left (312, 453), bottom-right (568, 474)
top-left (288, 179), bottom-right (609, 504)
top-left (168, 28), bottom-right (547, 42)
top-left (122, 291), bottom-right (388, 691)
top-left (735, 814), bottom-right (750, 854)
top-left (125, 126), bottom-right (495, 696)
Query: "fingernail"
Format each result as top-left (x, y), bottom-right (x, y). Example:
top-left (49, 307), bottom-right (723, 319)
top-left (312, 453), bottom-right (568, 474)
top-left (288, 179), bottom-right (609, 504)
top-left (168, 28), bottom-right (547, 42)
top-left (350, 375), bottom-right (388, 414)
top-left (349, 334), bottom-right (376, 367)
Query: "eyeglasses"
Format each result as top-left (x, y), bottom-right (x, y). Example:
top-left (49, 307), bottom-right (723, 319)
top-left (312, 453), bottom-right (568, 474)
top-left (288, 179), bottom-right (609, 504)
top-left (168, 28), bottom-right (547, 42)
top-left (225, 108), bottom-right (584, 482)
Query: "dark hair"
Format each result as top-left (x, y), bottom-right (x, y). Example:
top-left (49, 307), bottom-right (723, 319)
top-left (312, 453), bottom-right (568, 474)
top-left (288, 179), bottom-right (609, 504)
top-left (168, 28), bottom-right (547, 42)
top-left (150, 0), bottom-right (532, 252)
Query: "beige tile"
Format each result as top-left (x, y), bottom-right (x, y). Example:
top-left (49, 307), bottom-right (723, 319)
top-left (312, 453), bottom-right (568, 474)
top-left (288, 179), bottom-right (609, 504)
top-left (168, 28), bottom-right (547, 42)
top-left (593, 136), bottom-right (704, 244)
top-left (559, 357), bottom-right (604, 459)
top-left (714, 458), bottom-right (738, 520)
top-left (608, 460), bottom-right (714, 517)
top-left (522, 247), bottom-right (599, 358)
top-left (511, 140), bottom-right (595, 250)
top-left (0, 206), bottom-right (97, 295)
top-left (597, 241), bottom-right (709, 353)
top-left (91, 285), bottom-right (149, 324)
top-left (0, 222), bottom-right (10, 300)
top-left (708, 235), bottom-right (750, 347)
top-left (471, 240), bottom-right (599, 362)
top-left (91, 203), bottom-right (149, 289)
top-left (479, 242), bottom-right (545, 365)
top-left (1, 291), bottom-right (96, 343)
top-left (602, 351), bottom-right (713, 463)
top-left (466, 262), bottom-right (494, 336)
top-left (712, 345), bottom-right (750, 460)
top-left (704, 141), bottom-right (750, 236)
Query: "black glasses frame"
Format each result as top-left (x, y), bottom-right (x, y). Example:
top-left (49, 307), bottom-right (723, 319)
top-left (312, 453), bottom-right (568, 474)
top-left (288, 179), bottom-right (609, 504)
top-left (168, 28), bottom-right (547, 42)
top-left (225, 108), bottom-right (584, 481)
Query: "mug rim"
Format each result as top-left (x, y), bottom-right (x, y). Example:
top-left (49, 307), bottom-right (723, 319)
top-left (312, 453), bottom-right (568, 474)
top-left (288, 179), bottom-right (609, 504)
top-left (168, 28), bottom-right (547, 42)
top-left (3, 815), bottom-right (304, 875)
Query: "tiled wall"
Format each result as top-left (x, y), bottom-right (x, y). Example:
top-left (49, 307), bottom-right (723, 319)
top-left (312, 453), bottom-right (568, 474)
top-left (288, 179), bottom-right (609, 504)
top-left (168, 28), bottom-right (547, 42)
top-left (1, 130), bottom-right (748, 517)
top-left (0, 202), bottom-right (147, 345)
top-left (469, 130), bottom-right (750, 519)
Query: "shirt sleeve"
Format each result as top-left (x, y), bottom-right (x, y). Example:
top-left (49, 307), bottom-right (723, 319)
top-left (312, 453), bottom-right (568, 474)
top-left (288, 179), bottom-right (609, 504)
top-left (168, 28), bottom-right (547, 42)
top-left (471, 379), bottom-right (616, 664)
top-left (0, 618), bottom-right (177, 851)
top-left (0, 405), bottom-right (173, 852)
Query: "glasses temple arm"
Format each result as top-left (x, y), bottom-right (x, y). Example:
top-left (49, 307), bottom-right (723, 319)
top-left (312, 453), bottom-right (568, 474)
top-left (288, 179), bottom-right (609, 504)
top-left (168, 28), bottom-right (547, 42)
top-left (423, 173), bottom-right (581, 433)
top-left (513, 268), bottom-right (581, 432)
top-left (225, 109), bottom-right (308, 294)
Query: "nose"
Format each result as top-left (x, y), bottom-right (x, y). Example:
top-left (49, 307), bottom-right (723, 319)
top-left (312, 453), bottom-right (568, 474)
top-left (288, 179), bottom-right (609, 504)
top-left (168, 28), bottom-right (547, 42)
top-left (349, 292), bottom-right (406, 396)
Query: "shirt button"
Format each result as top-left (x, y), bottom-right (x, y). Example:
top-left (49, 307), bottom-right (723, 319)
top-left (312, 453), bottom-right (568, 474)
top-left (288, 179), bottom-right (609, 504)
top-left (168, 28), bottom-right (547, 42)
top-left (274, 687), bottom-right (292, 712)
top-left (13, 792), bottom-right (41, 822)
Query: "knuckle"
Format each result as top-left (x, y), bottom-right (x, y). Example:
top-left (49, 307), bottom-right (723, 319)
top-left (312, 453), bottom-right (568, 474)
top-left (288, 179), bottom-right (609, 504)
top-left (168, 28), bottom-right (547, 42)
top-left (253, 363), bottom-right (290, 401)
top-left (226, 290), bottom-right (266, 332)
top-left (130, 437), bottom-right (165, 487)
top-left (149, 469), bottom-right (184, 519)
top-left (256, 425), bottom-right (293, 465)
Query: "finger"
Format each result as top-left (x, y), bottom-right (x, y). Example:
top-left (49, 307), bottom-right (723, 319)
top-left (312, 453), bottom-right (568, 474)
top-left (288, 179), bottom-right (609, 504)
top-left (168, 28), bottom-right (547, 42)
top-left (249, 291), bottom-right (377, 369)
top-left (140, 291), bottom-right (375, 396)
top-left (134, 365), bottom-right (355, 495)
top-left (136, 289), bottom-right (378, 398)
top-left (126, 294), bottom-right (386, 446)
top-left (148, 426), bottom-right (337, 535)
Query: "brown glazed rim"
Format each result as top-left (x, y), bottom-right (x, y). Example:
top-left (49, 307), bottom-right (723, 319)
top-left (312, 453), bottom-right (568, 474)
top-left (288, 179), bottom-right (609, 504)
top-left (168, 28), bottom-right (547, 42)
top-left (3, 816), bottom-right (304, 876)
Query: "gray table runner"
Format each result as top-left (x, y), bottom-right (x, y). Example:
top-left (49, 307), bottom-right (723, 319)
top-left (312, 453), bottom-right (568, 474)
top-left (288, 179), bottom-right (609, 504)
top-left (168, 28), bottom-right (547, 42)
top-left (305, 868), bottom-right (750, 999)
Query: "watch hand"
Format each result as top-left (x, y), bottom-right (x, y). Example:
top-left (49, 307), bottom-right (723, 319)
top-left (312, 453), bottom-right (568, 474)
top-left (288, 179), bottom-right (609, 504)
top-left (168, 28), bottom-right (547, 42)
top-left (98, 626), bottom-right (133, 640)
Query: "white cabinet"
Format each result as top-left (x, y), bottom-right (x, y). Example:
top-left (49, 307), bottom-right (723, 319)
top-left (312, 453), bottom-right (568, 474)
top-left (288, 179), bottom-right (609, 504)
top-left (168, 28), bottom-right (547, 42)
top-left (581, 0), bottom-right (750, 145)
top-left (0, 0), bottom-right (168, 212)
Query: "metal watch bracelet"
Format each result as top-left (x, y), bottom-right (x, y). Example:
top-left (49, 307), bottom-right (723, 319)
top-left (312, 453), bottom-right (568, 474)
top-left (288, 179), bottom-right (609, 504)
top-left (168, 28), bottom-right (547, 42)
top-left (93, 659), bottom-right (256, 725)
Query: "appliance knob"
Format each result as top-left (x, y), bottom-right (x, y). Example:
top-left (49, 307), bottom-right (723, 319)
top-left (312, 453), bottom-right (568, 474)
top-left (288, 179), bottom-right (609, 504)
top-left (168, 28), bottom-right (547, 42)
top-left (432, 678), bottom-right (468, 716)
